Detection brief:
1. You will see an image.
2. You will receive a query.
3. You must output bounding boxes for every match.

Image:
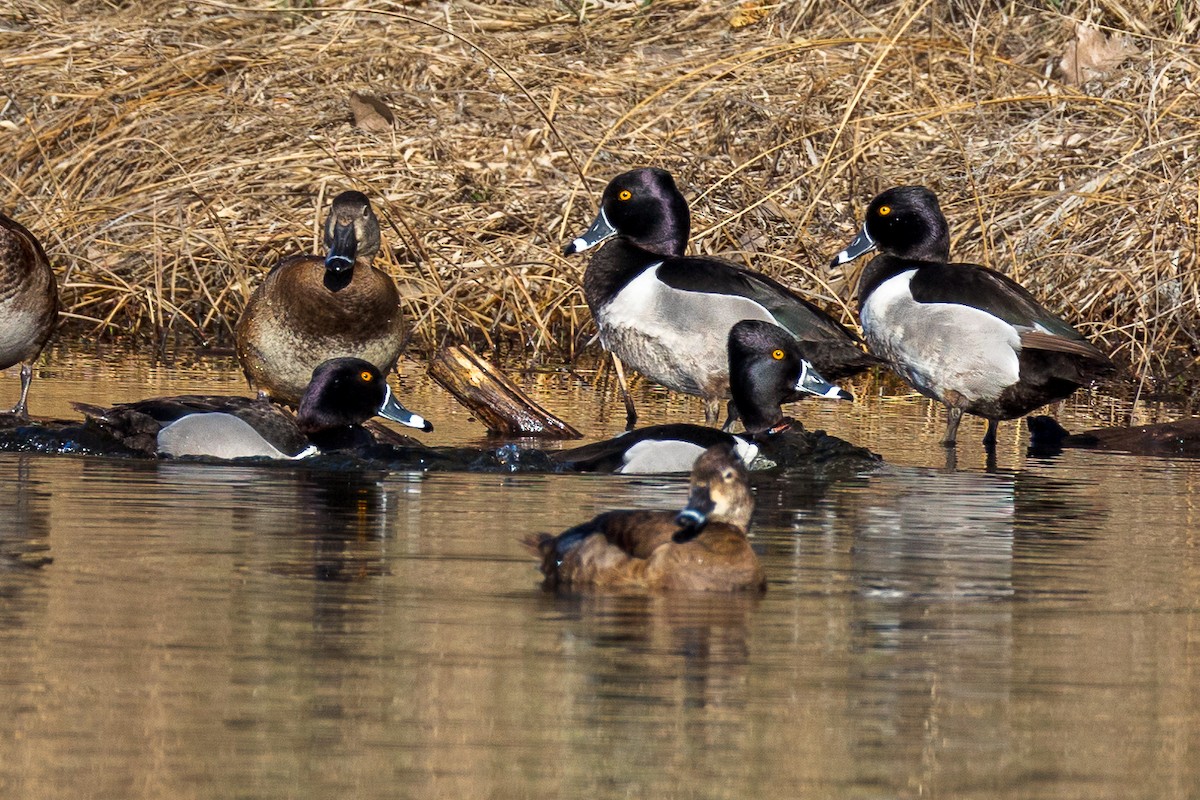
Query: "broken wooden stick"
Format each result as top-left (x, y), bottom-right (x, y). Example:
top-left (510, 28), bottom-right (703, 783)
top-left (428, 345), bottom-right (582, 439)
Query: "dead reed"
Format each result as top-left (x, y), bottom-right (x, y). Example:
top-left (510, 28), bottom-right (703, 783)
top-left (1, 0), bottom-right (1197, 385)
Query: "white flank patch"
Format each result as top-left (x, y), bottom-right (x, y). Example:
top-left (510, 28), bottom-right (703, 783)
top-left (158, 413), bottom-right (308, 460)
top-left (617, 436), bottom-right (760, 474)
top-left (618, 440), bottom-right (706, 473)
top-left (861, 270), bottom-right (1021, 402)
top-left (598, 265), bottom-right (775, 395)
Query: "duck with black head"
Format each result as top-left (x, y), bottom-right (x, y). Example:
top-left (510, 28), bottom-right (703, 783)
top-left (236, 191), bottom-right (405, 405)
top-left (831, 186), bottom-right (1115, 452)
top-left (553, 319), bottom-right (876, 474)
top-left (529, 442), bottom-right (766, 592)
top-left (1, 212), bottom-right (58, 418)
top-left (564, 168), bottom-right (878, 426)
top-left (74, 357), bottom-right (432, 460)
top-left (1027, 415), bottom-right (1200, 458)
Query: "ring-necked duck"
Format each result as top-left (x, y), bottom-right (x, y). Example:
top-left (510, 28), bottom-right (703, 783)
top-left (831, 186), bottom-right (1115, 451)
top-left (565, 168), bottom-right (877, 425)
top-left (555, 320), bottom-right (876, 473)
top-left (1, 212), bottom-right (58, 417)
top-left (1027, 415), bottom-right (1200, 457)
top-left (74, 357), bottom-right (432, 459)
top-left (236, 191), bottom-right (405, 404)
top-left (528, 442), bottom-right (765, 591)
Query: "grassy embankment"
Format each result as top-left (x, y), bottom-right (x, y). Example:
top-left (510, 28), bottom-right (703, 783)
top-left (2, 1), bottom-right (1197, 391)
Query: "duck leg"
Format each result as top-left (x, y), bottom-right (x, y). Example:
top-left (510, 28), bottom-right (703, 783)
top-left (982, 419), bottom-right (999, 452)
top-left (720, 399), bottom-right (739, 432)
top-left (10, 363), bottom-right (33, 418)
top-left (610, 354), bottom-right (638, 429)
top-left (943, 405), bottom-right (963, 447)
top-left (704, 398), bottom-right (722, 426)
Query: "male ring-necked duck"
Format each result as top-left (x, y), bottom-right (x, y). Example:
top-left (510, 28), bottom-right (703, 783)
top-left (1, 212), bottom-right (59, 417)
top-left (1027, 415), bottom-right (1200, 458)
top-left (74, 357), bottom-right (432, 459)
top-left (529, 442), bottom-right (765, 591)
top-left (554, 320), bottom-right (876, 473)
top-left (565, 168), bottom-right (877, 425)
top-left (831, 185), bottom-right (1115, 451)
top-left (236, 191), bottom-right (405, 404)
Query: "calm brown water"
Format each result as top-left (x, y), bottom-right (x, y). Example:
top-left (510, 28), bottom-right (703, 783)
top-left (1, 355), bottom-right (1198, 799)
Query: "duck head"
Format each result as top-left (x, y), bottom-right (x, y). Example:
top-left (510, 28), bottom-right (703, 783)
top-left (324, 191), bottom-right (382, 274)
top-left (673, 442), bottom-right (754, 542)
top-left (297, 357), bottom-right (432, 435)
top-left (830, 185), bottom-right (951, 266)
top-left (564, 167), bottom-right (690, 257)
top-left (728, 320), bottom-right (852, 435)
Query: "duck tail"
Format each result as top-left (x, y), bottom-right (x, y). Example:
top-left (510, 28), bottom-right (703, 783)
top-left (519, 533), bottom-right (553, 556)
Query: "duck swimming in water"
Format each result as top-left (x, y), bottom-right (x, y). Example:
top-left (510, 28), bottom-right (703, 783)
top-left (529, 442), bottom-right (765, 592)
top-left (74, 357), bottom-right (431, 459)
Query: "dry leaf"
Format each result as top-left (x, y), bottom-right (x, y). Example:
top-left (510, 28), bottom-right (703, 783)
top-left (1059, 22), bottom-right (1137, 86)
top-left (349, 91), bottom-right (394, 133)
top-left (729, 1), bottom-right (770, 29)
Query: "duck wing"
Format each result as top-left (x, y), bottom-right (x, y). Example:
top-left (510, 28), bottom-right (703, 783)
top-left (75, 396), bottom-right (309, 456)
top-left (909, 263), bottom-right (1083, 339)
top-left (553, 424), bottom-right (740, 473)
top-left (658, 257), bottom-right (858, 340)
top-left (529, 509), bottom-right (682, 588)
top-left (657, 257), bottom-right (877, 378)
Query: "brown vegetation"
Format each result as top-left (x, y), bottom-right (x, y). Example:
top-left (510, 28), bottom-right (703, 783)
top-left (2, 0), bottom-right (1197, 385)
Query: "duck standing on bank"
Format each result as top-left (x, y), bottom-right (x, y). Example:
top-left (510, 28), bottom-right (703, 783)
top-left (831, 186), bottom-right (1114, 450)
top-left (236, 191), bottom-right (405, 405)
top-left (564, 168), bottom-right (877, 426)
top-left (529, 442), bottom-right (765, 592)
top-left (75, 357), bottom-right (432, 460)
top-left (0, 212), bottom-right (58, 417)
top-left (554, 319), bottom-right (876, 474)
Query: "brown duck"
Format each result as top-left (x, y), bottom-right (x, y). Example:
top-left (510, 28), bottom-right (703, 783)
top-left (529, 443), bottom-right (765, 592)
top-left (236, 191), bottom-right (404, 404)
top-left (1, 212), bottom-right (58, 417)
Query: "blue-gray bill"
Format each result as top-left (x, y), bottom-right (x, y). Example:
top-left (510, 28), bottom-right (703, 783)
top-left (830, 226), bottom-right (876, 267)
top-left (377, 386), bottom-right (434, 432)
top-left (795, 360), bottom-right (854, 401)
top-left (324, 221), bottom-right (358, 272)
top-left (563, 207), bottom-right (617, 255)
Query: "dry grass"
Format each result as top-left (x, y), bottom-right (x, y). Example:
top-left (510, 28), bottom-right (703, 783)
top-left (2, 0), bottom-right (1198, 386)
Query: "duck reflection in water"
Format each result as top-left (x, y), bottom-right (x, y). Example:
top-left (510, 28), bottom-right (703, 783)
top-left (819, 465), bottom-right (1106, 776)
top-left (256, 469), bottom-right (396, 583)
top-left (541, 591), bottom-right (758, 735)
top-left (0, 455), bottom-right (53, 573)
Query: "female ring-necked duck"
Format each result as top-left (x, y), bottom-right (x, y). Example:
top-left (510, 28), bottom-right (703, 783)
top-left (236, 191), bottom-right (405, 404)
top-left (74, 357), bottom-right (432, 459)
top-left (831, 186), bottom-right (1114, 451)
top-left (1, 212), bottom-right (59, 418)
top-left (529, 442), bottom-right (765, 591)
top-left (1027, 415), bottom-right (1200, 457)
top-left (565, 168), bottom-right (877, 425)
top-left (554, 320), bottom-right (877, 473)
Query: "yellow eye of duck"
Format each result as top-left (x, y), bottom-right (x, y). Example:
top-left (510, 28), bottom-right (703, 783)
top-left (360, 370), bottom-right (374, 382)
top-left (771, 349), bottom-right (785, 360)
top-left (878, 205), bottom-right (892, 216)
top-left (618, 189), bottom-right (632, 201)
